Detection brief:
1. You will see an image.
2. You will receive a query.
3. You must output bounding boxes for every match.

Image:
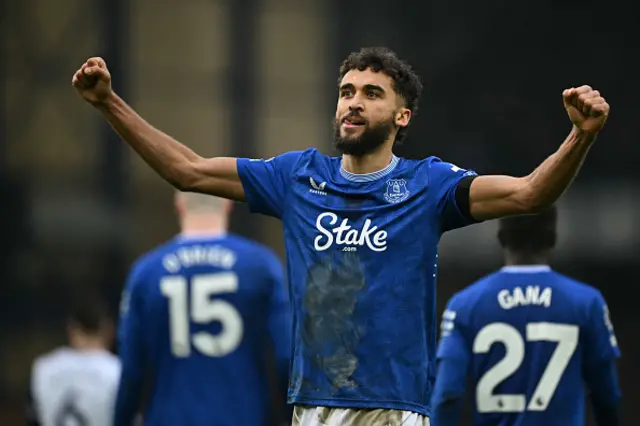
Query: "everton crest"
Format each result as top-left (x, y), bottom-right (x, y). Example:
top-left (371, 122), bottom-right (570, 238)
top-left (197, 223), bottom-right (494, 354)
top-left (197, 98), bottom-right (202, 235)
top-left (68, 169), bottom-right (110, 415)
top-left (384, 178), bottom-right (410, 203)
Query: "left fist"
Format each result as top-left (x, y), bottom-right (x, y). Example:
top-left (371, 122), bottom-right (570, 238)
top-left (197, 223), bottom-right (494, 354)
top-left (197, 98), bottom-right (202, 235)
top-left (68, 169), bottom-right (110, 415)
top-left (563, 85), bottom-right (610, 134)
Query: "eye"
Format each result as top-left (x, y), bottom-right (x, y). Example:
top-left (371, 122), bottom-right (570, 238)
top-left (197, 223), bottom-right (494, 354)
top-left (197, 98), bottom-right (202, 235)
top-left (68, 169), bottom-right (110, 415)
top-left (366, 90), bottom-right (379, 98)
top-left (340, 89), bottom-right (353, 98)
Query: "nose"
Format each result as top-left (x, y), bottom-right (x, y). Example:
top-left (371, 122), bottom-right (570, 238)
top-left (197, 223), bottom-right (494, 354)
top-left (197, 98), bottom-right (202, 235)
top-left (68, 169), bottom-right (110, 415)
top-left (348, 101), bottom-right (364, 113)
top-left (347, 93), bottom-right (364, 113)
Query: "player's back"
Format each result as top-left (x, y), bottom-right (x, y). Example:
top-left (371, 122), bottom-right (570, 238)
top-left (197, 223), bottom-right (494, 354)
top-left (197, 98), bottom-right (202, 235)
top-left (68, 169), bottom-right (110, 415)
top-left (458, 266), bottom-right (610, 426)
top-left (129, 234), bottom-right (289, 426)
top-left (29, 347), bottom-right (121, 426)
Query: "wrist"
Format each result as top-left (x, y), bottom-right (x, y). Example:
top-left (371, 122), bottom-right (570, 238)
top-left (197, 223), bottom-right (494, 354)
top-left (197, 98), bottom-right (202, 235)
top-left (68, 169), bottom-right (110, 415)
top-left (93, 91), bottom-right (118, 111)
top-left (570, 125), bottom-right (598, 145)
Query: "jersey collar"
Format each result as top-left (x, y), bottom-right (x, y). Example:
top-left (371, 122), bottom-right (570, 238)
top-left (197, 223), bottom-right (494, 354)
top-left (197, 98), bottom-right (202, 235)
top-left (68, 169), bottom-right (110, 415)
top-left (339, 155), bottom-right (400, 183)
top-left (176, 232), bottom-right (227, 241)
top-left (500, 265), bottom-right (551, 273)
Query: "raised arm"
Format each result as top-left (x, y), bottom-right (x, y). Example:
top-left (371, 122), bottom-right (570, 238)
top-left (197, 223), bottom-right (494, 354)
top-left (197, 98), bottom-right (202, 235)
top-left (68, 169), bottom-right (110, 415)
top-left (72, 57), bottom-right (245, 201)
top-left (468, 85), bottom-right (609, 221)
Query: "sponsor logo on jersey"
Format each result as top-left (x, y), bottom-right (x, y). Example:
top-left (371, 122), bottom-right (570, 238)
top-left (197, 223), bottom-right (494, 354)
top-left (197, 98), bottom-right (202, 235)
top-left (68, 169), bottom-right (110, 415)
top-left (309, 177), bottom-right (327, 195)
top-left (314, 212), bottom-right (387, 252)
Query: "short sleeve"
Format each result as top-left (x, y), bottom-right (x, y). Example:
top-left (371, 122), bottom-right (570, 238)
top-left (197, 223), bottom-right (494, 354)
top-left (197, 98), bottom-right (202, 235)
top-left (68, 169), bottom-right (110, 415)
top-left (428, 158), bottom-right (479, 232)
top-left (265, 251), bottom-right (290, 357)
top-left (583, 292), bottom-right (621, 369)
top-left (114, 260), bottom-right (147, 426)
top-left (236, 151), bottom-right (305, 218)
top-left (436, 295), bottom-right (471, 362)
top-left (117, 261), bottom-right (146, 369)
top-left (432, 295), bottom-right (472, 413)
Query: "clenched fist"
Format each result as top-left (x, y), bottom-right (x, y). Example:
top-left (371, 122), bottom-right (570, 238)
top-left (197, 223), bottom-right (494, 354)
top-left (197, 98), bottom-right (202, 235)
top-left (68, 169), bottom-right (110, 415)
top-left (71, 57), bottom-right (112, 105)
top-left (563, 85), bottom-right (610, 134)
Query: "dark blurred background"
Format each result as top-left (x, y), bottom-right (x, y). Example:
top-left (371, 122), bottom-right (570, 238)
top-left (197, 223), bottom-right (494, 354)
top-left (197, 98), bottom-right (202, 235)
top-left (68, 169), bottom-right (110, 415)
top-left (2, 0), bottom-right (638, 424)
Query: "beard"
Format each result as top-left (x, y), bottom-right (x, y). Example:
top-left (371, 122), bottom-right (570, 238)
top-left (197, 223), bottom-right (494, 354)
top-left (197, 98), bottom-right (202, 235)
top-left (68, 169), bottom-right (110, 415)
top-left (333, 114), bottom-right (396, 157)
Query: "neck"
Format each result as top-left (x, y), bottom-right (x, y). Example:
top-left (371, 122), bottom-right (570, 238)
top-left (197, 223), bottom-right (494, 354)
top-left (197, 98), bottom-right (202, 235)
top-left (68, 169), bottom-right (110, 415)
top-left (504, 251), bottom-right (550, 266)
top-left (341, 145), bottom-right (394, 175)
top-left (180, 215), bottom-right (227, 237)
top-left (69, 334), bottom-right (106, 351)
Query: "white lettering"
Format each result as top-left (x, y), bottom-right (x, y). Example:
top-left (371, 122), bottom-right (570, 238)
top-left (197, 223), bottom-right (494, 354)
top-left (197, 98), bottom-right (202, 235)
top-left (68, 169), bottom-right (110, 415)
top-left (498, 286), bottom-right (552, 310)
top-left (162, 245), bottom-right (237, 273)
top-left (314, 212), bottom-right (387, 252)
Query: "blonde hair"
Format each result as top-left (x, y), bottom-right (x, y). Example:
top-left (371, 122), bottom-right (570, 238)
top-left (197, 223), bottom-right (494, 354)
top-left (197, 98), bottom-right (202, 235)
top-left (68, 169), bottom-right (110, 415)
top-left (176, 191), bottom-right (226, 214)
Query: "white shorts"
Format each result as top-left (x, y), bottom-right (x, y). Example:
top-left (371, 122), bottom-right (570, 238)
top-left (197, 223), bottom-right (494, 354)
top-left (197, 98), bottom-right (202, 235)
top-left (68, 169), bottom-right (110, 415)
top-left (292, 405), bottom-right (430, 426)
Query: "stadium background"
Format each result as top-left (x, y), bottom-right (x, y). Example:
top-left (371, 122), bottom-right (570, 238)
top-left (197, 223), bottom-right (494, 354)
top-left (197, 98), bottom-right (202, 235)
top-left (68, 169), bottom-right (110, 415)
top-left (1, 0), bottom-right (637, 424)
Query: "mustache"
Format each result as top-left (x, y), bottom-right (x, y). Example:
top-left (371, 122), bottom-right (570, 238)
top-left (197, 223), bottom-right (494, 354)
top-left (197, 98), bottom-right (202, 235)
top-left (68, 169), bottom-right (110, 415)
top-left (341, 111), bottom-right (367, 124)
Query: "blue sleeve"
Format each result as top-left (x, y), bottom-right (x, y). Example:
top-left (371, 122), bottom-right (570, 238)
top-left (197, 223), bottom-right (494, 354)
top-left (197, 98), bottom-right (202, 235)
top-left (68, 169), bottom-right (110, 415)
top-left (428, 158), bottom-right (479, 232)
top-left (114, 263), bottom-right (146, 426)
top-left (236, 151), bottom-right (305, 218)
top-left (265, 253), bottom-right (291, 384)
top-left (264, 252), bottom-right (293, 421)
top-left (431, 297), bottom-right (471, 425)
top-left (436, 298), bottom-right (472, 362)
top-left (582, 292), bottom-right (621, 422)
top-left (583, 293), bottom-right (620, 369)
top-left (431, 358), bottom-right (466, 426)
top-left (585, 359), bottom-right (621, 426)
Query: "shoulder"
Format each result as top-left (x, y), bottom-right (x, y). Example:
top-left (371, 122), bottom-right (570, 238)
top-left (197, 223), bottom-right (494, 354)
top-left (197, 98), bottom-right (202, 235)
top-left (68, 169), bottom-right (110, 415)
top-left (256, 148), bottom-right (324, 167)
top-left (440, 283), bottom-right (485, 339)
top-left (442, 272), bottom-right (503, 329)
top-left (31, 348), bottom-right (57, 374)
top-left (452, 272), bottom-right (500, 307)
top-left (550, 274), bottom-right (613, 331)
top-left (129, 239), bottom-right (178, 277)
top-left (31, 347), bottom-right (73, 379)
top-left (237, 149), bottom-right (317, 178)
top-left (30, 348), bottom-right (63, 393)
top-left (294, 148), bottom-right (340, 172)
top-left (421, 156), bottom-right (477, 179)
top-left (551, 271), bottom-right (604, 305)
top-left (97, 352), bottom-right (122, 380)
top-left (398, 156), bottom-right (477, 189)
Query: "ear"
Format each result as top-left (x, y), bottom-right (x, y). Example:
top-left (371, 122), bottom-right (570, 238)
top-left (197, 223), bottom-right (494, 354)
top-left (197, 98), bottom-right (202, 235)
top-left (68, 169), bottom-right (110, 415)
top-left (223, 199), bottom-right (233, 215)
top-left (174, 191), bottom-right (185, 216)
top-left (395, 108), bottom-right (411, 128)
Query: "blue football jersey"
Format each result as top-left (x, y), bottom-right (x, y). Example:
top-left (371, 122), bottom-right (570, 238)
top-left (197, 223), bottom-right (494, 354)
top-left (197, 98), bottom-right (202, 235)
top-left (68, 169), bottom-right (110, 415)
top-left (115, 234), bottom-right (291, 426)
top-left (237, 148), bottom-right (478, 416)
top-left (434, 265), bottom-right (621, 426)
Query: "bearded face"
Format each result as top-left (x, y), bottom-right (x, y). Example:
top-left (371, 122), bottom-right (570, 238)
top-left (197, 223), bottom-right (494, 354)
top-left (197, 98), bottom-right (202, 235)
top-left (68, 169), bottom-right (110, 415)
top-left (334, 68), bottom-right (410, 156)
top-left (333, 111), bottom-right (396, 156)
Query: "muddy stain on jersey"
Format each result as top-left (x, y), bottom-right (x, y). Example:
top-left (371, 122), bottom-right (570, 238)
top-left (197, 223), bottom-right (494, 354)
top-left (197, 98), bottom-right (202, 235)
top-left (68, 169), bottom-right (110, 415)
top-left (302, 253), bottom-right (366, 392)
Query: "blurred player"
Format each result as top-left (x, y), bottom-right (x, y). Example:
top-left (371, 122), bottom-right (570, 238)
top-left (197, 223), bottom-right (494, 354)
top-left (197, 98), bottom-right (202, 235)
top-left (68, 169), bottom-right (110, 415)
top-left (115, 192), bottom-right (291, 426)
top-left (431, 206), bottom-right (621, 426)
top-left (26, 298), bottom-right (120, 426)
top-left (73, 46), bottom-right (610, 425)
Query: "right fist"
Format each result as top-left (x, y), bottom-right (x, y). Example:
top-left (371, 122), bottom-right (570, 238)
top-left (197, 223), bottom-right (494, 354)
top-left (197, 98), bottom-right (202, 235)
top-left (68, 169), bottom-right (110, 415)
top-left (72, 57), bottom-right (112, 105)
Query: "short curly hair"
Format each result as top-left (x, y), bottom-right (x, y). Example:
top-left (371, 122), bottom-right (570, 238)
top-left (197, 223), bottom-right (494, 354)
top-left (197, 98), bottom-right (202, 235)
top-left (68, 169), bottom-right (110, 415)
top-left (498, 206), bottom-right (558, 253)
top-left (338, 47), bottom-right (423, 143)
